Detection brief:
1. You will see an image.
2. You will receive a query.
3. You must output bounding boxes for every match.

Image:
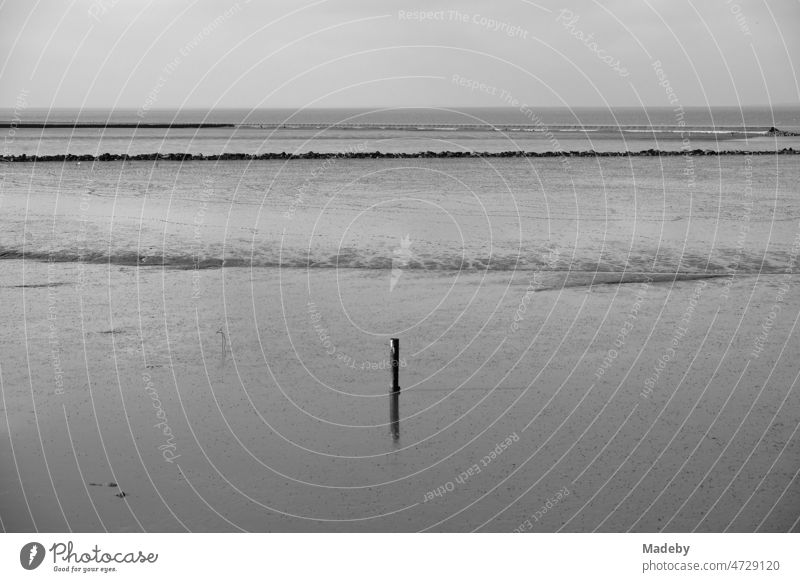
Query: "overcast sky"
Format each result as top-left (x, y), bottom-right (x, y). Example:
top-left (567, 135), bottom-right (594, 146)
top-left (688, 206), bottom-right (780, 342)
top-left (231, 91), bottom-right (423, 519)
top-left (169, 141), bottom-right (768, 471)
top-left (1, 0), bottom-right (797, 109)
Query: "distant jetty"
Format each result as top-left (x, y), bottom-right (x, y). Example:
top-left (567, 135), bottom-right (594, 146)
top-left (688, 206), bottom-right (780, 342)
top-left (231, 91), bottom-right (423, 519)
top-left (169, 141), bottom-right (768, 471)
top-left (0, 122), bottom-right (235, 129)
top-left (1, 148), bottom-right (798, 162)
top-left (765, 126), bottom-right (800, 137)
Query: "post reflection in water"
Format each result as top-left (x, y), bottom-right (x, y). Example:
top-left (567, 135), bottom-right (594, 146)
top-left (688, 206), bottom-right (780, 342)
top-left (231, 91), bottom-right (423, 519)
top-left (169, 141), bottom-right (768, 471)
top-left (390, 392), bottom-right (400, 441)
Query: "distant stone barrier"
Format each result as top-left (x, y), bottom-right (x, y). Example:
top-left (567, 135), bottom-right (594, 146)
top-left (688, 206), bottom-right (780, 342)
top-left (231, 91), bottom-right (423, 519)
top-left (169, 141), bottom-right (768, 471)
top-left (1, 148), bottom-right (797, 162)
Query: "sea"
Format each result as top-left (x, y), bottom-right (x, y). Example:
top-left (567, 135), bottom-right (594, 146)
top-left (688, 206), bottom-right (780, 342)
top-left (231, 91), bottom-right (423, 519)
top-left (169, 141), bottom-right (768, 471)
top-left (2, 106), bottom-right (800, 156)
top-left (1, 107), bottom-right (798, 277)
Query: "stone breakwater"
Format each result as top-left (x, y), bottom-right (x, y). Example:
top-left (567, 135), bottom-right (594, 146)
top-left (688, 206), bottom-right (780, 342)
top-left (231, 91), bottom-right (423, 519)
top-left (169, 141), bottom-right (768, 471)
top-left (1, 148), bottom-right (798, 162)
top-left (0, 122), bottom-right (235, 129)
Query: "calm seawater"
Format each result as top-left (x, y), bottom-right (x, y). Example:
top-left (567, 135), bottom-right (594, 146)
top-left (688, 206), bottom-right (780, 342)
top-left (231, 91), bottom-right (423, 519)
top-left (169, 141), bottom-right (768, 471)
top-left (2, 107), bottom-right (800, 155)
top-left (2, 155), bottom-right (796, 277)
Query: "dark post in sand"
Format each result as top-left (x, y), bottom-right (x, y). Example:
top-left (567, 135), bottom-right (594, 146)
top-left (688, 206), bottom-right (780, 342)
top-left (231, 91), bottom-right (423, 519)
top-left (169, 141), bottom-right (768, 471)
top-left (390, 338), bottom-right (400, 440)
top-left (390, 338), bottom-right (400, 393)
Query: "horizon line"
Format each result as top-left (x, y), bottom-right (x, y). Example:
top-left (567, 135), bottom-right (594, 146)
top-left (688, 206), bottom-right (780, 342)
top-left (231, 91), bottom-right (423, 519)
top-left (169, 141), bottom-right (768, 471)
top-left (1, 103), bottom-right (797, 111)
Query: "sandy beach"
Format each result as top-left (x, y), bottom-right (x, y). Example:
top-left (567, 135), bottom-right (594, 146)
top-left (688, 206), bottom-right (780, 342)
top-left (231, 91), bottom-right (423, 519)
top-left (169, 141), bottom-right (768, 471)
top-left (1, 255), bottom-right (798, 532)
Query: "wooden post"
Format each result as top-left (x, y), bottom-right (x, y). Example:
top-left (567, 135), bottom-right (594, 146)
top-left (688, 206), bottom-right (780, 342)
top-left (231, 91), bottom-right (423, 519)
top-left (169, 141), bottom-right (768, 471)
top-left (390, 338), bottom-right (400, 440)
top-left (390, 338), bottom-right (400, 393)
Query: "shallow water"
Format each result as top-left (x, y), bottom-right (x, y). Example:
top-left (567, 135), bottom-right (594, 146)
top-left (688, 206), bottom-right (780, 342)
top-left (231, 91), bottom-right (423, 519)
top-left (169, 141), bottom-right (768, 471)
top-left (2, 156), bottom-right (797, 274)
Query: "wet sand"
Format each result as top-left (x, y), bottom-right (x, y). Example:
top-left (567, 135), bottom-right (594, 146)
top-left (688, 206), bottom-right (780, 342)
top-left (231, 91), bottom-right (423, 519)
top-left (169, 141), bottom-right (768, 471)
top-left (1, 260), bottom-right (798, 532)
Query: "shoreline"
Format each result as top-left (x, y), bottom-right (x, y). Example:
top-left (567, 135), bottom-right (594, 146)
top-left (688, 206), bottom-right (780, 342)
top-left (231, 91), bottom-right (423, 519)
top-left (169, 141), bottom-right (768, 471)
top-left (1, 148), bottom-right (798, 162)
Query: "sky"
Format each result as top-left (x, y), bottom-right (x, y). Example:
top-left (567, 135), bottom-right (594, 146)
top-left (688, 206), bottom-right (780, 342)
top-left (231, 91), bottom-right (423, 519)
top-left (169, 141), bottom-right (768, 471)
top-left (0, 0), bottom-right (798, 110)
